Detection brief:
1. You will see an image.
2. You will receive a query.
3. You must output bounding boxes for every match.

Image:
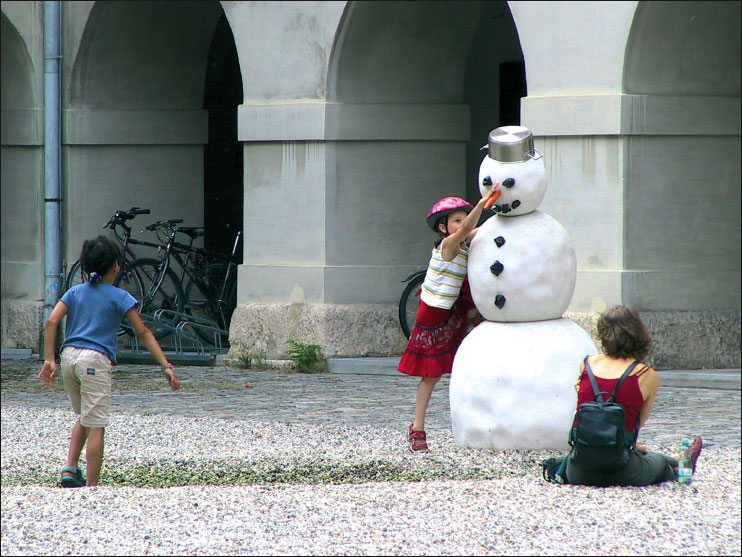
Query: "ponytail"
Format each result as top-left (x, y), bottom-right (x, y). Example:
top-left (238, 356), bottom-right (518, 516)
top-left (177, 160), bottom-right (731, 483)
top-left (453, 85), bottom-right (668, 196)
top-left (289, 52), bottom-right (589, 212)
top-left (80, 236), bottom-right (118, 283)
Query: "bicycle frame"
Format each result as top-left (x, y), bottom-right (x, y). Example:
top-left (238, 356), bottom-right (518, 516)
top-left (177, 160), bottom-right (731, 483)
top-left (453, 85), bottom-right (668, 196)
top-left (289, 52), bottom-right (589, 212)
top-left (115, 221), bottom-right (167, 269)
top-left (125, 218), bottom-right (240, 330)
top-left (139, 227), bottom-right (179, 312)
top-left (171, 230), bottom-right (241, 316)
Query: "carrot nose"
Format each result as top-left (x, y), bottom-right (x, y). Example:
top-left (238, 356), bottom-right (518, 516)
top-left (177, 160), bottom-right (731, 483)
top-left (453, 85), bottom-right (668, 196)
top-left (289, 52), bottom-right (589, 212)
top-left (484, 186), bottom-right (502, 210)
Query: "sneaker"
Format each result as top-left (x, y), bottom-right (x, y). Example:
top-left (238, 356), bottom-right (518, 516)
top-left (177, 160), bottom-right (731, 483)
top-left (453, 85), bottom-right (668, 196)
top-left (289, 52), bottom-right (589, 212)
top-left (541, 458), bottom-right (558, 483)
top-left (541, 457), bottom-right (566, 484)
top-left (689, 436), bottom-right (703, 474)
top-left (408, 423), bottom-right (428, 452)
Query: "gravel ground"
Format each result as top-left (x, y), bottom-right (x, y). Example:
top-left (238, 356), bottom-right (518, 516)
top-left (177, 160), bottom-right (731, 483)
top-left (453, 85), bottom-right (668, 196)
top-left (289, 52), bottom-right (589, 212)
top-left (2, 405), bottom-right (740, 556)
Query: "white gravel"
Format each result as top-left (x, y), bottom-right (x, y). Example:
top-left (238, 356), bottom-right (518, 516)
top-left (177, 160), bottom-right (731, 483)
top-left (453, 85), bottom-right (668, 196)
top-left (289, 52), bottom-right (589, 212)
top-left (2, 404), bottom-right (740, 556)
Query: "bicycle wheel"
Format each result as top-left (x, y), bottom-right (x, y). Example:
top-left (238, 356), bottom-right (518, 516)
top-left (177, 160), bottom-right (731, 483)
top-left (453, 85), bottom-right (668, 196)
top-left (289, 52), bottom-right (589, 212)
top-left (184, 278), bottom-right (228, 346)
top-left (112, 264), bottom-right (145, 337)
top-left (114, 258), bottom-right (184, 340)
top-left (63, 259), bottom-right (86, 292)
top-left (398, 272), bottom-right (425, 339)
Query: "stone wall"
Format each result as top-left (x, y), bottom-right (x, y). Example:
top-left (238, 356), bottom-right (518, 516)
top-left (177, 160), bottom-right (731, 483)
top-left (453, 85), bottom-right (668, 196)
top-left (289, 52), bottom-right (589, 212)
top-left (228, 303), bottom-right (407, 361)
top-left (229, 304), bottom-right (740, 370)
top-left (1, 300), bottom-right (43, 351)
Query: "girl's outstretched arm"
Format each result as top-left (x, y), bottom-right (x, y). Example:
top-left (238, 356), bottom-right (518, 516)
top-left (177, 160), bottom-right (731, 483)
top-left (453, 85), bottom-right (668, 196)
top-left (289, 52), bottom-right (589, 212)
top-left (441, 185), bottom-right (500, 261)
top-left (125, 308), bottom-right (180, 391)
top-left (38, 301), bottom-right (68, 388)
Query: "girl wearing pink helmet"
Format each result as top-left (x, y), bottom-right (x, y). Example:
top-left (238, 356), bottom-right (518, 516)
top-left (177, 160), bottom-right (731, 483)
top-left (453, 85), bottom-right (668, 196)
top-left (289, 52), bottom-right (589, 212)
top-left (399, 186), bottom-right (500, 451)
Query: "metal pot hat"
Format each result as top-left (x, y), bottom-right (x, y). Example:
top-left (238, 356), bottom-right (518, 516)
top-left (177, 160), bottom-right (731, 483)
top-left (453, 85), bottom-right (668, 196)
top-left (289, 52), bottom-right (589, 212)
top-left (426, 196), bottom-right (473, 231)
top-left (485, 125), bottom-right (543, 163)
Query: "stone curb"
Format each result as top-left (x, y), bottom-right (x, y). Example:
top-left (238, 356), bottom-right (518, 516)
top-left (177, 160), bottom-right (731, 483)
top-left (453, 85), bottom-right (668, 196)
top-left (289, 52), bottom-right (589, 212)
top-left (327, 357), bottom-right (742, 390)
top-left (4, 350), bottom-right (739, 390)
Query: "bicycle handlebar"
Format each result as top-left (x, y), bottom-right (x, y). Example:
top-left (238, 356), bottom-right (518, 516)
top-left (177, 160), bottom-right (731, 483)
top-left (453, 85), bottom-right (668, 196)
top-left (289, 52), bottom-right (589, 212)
top-left (144, 219), bottom-right (184, 231)
top-left (103, 207), bottom-right (151, 229)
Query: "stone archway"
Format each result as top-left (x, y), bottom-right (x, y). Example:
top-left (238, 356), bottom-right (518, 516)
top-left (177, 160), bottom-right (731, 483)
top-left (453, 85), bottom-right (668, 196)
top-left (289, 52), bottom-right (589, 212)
top-left (326, 0), bottom-right (525, 294)
top-left (621, 1), bottom-right (741, 368)
top-left (65, 0), bottom-right (241, 270)
top-left (1, 11), bottom-right (44, 349)
top-left (621, 1), bottom-right (741, 314)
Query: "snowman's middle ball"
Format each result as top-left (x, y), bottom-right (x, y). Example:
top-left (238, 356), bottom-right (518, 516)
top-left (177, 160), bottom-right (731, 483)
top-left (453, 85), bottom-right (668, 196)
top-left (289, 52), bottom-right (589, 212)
top-left (479, 155), bottom-right (547, 216)
top-left (468, 211), bottom-right (576, 322)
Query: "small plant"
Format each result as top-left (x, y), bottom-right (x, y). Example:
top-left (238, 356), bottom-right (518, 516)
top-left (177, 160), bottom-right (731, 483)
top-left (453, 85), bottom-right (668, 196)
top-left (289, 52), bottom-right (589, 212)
top-left (286, 339), bottom-right (327, 373)
top-left (231, 349), bottom-right (271, 370)
top-left (250, 349), bottom-right (269, 369)
top-left (231, 353), bottom-right (252, 369)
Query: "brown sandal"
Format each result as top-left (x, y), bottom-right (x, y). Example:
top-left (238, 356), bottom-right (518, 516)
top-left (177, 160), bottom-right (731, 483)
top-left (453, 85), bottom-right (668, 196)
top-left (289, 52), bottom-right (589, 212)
top-left (408, 423), bottom-right (429, 452)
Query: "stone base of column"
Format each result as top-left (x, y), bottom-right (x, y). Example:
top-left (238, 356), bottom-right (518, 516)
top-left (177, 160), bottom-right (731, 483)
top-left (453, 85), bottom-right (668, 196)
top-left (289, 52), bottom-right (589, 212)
top-left (567, 310), bottom-right (740, 370)
top-left (1, 300), bottom-right (43, 352)
top-left (227, 303), bottom-right (408, 360)
top-left (227, 304), bottom-right (740, 370)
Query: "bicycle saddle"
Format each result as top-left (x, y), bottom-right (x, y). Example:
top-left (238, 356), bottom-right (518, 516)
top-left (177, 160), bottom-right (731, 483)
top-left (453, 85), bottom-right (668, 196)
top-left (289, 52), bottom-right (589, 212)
top-left (177, 227), bottom-right (205, 238)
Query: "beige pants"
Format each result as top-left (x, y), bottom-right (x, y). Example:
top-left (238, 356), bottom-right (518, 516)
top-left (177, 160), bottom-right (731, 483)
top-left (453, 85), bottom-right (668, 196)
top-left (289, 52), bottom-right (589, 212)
top-left (61, 346), bottom-right (113, 427)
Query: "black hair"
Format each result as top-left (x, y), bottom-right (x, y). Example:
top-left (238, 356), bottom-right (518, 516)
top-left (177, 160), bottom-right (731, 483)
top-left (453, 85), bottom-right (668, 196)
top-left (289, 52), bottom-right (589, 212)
top-left (80, 235), bottom-right (119, 283)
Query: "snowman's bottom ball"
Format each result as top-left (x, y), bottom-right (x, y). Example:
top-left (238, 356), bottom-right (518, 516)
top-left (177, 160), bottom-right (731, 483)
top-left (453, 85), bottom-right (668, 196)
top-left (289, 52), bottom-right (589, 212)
top-left (450, 318), bottom-right (597, 450)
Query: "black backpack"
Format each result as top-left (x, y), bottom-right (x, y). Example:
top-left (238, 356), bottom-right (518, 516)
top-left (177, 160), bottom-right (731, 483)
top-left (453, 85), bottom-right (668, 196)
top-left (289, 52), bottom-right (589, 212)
top-left (568, 357), bottom-right (640, 473)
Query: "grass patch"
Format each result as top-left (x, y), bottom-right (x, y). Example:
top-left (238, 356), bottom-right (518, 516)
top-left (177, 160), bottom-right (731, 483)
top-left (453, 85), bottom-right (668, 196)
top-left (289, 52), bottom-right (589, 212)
top-left (1, 458), bottom-right (510, 488)
top-left (230, 350), bottom-right (272, 370)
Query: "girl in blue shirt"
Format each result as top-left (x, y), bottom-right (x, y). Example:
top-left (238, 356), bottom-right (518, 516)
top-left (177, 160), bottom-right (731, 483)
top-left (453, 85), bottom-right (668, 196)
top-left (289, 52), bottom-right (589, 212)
top-left (38, 236), bottom-right (179, 487)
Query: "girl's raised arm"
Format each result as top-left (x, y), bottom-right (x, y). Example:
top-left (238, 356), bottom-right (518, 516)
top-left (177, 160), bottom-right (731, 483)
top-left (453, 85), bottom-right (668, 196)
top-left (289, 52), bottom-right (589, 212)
top-left (441, 185), bottom-right (500, 261)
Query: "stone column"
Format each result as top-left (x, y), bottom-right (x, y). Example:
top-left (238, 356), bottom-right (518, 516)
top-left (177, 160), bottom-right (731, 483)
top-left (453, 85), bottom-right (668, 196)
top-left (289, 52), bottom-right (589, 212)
top-left (230, 101), bottom-right (471, 358)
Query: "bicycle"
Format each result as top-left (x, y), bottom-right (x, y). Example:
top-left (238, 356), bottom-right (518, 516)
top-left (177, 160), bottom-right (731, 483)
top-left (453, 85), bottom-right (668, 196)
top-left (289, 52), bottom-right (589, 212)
top-left (115, 221), bottom-right (240, 345)
top-left (398, 270), bottom-right (426, 339)
top-left (178, 225), bottom-right (241, 346)
top-left (112, 219), bottom-right (186, 340)
top-left (63, 207), bottom-right (159, 291)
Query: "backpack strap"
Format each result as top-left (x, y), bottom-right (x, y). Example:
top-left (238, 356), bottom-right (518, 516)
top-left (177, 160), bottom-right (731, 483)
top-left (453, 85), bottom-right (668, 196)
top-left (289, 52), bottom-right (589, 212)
top-left (583, 356), bottom-right (606, 403)
top-left (609, 360), bottom-right (641, 402)
top-left (583, 357), bottom-right (640, 403)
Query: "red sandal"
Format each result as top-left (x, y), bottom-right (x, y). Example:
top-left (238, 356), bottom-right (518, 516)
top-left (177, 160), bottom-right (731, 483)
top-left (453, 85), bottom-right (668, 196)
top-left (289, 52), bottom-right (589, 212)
top-left (408, 423), bottom-right (428, 452)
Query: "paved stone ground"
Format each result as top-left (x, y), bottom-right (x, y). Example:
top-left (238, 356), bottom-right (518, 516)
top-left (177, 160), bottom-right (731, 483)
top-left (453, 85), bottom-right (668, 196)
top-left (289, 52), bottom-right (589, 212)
top-left (2, 358), bottom-right (740, 556)
top-left (1, 359), bottom-right (739, 449)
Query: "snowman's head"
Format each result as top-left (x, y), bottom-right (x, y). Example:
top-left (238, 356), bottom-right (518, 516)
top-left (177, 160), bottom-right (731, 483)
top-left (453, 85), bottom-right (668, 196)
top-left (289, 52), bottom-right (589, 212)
top-left (478, 155), bottom-right (547, 216)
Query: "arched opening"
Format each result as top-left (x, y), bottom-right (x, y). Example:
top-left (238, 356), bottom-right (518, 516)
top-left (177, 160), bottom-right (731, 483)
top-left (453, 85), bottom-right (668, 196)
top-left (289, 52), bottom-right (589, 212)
top-left (66, 0), bottom-right (243, 269)
top-left (624, 1), bottom-right (740, 96)
top-left (1, 12), bottom-right (43, 303)
top-left (621, 1), bottom-right (741, 312)
top-left (1, 14), bottom-right (36, 110)
top-left (326, 0), bottom-right (525, 297)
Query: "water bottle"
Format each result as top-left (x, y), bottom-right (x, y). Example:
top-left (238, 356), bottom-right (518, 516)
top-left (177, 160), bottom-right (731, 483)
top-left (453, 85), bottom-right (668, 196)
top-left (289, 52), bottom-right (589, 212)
top-left (677, 438), bottom-right (693, 485)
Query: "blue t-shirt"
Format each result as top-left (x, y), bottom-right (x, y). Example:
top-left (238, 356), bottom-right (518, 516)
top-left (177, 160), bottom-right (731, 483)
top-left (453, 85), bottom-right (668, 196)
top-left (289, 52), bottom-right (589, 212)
top-left (60, 282), bottom-right (138, 364)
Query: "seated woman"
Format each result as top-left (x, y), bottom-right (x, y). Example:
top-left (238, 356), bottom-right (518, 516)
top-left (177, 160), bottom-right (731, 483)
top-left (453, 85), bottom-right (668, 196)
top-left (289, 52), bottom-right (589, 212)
top-left (543, 305), bottom-right (702, 486)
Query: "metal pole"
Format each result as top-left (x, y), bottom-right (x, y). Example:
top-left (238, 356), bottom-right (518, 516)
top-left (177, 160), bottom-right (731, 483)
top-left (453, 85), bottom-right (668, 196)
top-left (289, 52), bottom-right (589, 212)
top-left (43, 0), bottom-right (62, 325)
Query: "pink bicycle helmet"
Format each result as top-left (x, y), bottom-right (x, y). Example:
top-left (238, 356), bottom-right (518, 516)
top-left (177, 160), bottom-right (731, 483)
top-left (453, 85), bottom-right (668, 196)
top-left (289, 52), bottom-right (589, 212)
top-left (426, 196), bottom-right (473, 231)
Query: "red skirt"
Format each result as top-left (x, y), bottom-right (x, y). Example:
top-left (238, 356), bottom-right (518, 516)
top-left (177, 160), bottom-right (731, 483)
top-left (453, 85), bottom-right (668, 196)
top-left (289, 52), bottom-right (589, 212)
top-left (398, 284), bottom-right (478, 378)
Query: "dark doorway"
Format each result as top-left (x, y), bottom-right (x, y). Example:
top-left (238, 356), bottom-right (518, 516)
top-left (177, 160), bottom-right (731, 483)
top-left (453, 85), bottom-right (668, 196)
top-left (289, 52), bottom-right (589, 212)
top-left (463, 1), bottom-right (526, 205)
top-left (203, 14), bottom-right (243, 262)
top-left (499, 61), bottom-right (526, 126)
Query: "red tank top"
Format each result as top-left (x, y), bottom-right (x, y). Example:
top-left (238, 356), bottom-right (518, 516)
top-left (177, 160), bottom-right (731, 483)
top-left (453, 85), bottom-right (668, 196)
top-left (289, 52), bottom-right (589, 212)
top-left (575, 364), bottom-right (650, 433)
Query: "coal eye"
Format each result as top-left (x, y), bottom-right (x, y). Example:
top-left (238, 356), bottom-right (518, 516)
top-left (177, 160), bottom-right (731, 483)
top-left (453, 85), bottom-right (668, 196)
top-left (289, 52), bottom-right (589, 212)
top-left (483, 176), bottom-right (493, 186)
top-left (503, 178), bottom-right (515, 188)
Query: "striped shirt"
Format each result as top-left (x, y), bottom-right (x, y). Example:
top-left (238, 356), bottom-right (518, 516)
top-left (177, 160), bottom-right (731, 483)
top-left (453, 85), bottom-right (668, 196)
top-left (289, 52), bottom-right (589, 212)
top-left (420, 239), bottom-right (469, 310)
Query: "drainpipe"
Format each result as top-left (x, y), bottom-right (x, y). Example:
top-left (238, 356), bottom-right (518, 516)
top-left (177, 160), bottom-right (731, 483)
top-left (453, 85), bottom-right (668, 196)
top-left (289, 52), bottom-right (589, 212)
top-left (43, 0), bottom-right (62, 326)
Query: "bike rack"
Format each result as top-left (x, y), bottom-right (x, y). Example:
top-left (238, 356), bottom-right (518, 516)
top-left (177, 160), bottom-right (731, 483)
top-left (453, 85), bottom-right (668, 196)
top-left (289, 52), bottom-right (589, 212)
top-left (117, 309), bottom-right (229, 365)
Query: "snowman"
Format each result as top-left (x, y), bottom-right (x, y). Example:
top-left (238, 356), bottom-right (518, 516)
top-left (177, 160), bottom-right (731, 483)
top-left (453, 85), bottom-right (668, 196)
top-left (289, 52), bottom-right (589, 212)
top-left (449, 126), bottom-right (597, 450)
